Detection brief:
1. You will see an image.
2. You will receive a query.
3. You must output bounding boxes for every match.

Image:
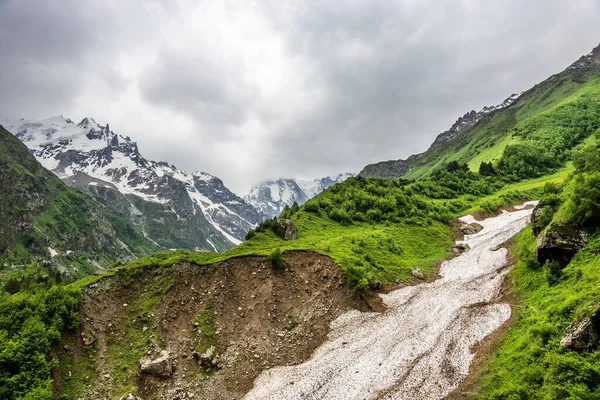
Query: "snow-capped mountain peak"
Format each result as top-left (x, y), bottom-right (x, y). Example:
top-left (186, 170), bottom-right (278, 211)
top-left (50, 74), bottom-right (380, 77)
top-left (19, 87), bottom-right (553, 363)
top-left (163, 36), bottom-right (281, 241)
top-left (5, 116), bottom-right (263, 251)
top-left (245, 173), bottom-right (354, 218)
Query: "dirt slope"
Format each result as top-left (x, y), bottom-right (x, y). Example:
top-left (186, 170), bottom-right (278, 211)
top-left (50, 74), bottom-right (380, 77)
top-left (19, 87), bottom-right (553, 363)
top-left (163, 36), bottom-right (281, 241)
top-left (53, 251), bottom-right (366, 399)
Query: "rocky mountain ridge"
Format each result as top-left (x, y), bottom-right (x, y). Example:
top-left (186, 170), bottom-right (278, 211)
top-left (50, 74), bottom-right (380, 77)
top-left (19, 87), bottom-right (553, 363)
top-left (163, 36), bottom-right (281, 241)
top-left (5, 116), bottom-right (263, 252)
top-left (360, 42), bottom-right (600, 179)
top-left (0, 123), bottom-right (159, 268)
top-left (359, 93), bottom-right (520, 178)
top-left (244, 173), bottom-right (354, 218)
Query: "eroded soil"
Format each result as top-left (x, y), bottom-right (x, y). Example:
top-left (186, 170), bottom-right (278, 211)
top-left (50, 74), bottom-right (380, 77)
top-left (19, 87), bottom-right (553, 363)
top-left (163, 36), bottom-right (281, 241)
top-left (53, 251), bottom-right (367, 399)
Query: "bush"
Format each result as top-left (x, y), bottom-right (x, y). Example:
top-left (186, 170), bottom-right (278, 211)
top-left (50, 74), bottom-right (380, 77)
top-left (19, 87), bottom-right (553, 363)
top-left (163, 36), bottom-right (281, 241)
top-left (544, 260), bottom-right (563, 285)
top-left (0, 286), bottom-right (81, 400)
top-left (268, 248), bottom-right (286, 270)
top-left (303, 202), bottom-right (320, 213)
top-left (328, 208), bottom-right (351, 224)
top-left (479, 161), bottom-right (496, 176)
top-left (568, 173), bottom-right (600, 227)
top-left (245, 229), bottom-right (256, 241)
top-left (521, 249), bottom-right (541, 270)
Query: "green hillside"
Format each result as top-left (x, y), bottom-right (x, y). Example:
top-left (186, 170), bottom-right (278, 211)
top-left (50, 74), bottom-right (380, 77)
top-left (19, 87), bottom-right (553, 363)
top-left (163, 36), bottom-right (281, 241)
top-left (361, 45), bottom-right (600, 182)
top-left (460, 132), bottom-right (600, 399)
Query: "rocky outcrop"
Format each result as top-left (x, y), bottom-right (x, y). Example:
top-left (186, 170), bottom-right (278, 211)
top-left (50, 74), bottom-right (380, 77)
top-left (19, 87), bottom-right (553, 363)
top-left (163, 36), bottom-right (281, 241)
top-left (530, 205), bottom-right (544, 236)
top-left (140, 350), bottom-right (173, 377)
top-left (560, 310), bottom-right (600, 351)
top-left (460, 222), bottom-right (483, 236)
top-left (275, 219), bottom-right (298, 240)
top-left (536, 225), bottom-right (589, 266)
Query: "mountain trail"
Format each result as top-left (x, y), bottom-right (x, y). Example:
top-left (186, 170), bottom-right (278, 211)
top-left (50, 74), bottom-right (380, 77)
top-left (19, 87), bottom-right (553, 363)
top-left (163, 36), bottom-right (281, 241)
top-left (244, 202), bottom-right (537, 400)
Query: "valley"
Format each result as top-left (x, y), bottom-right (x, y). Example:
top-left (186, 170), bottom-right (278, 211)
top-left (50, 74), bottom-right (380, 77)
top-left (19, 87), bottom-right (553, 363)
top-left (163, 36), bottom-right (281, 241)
top-left (1, 39), bottom-right (600, 400)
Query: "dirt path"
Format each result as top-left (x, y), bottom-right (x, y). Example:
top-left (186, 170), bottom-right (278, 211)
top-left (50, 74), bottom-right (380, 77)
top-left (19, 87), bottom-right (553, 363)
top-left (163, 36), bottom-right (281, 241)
top-left (244, 202), bottom-right (537, 400)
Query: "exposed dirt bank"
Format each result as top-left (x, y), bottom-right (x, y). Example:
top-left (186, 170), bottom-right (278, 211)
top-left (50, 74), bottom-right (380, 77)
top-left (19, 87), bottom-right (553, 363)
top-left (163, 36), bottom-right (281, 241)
top-left (52, 251), bottom-right (367, 399)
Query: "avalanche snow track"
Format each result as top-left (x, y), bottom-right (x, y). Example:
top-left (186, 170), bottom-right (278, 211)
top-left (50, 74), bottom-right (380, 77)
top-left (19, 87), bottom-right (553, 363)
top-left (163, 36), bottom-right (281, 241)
top-left (245, 202), bottom-right (537, 400)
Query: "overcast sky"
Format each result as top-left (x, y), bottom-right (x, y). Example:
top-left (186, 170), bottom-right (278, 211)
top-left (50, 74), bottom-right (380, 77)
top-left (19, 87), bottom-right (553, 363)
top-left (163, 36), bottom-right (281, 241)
top-left (1, 0), bottom-right (600, 195)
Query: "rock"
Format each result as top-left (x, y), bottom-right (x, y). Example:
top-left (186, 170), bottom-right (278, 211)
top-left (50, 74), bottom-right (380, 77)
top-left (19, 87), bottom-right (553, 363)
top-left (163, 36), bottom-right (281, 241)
top-left (469, 223), bottom-right (483, 233)
top-left (460, 222), bottom-right (483, 235)
top-left (530, 205), bottom-right (543, 236)
top-left (411, 267), bottom-right (425, 280)
top-left (560, 312), bottom-right (600, 350)
top-left (140, 350), bottom-right (173, 377)
top-left (369, 280), bottom-right (382, 290)
top-left (119, 395), bottom-right (142, 400)
top-left (536, 225), bottom-right (589, 266)
top-left (449, 243), bottom-right (470, 255)
top-left (275, 219), bottom-right (298, 240)
top-left (460, 225), bottom-right (476, 235)
top-left (82, 333), bottom-right (96, 346)
top-left (193, 345), bottom-right (219, 368)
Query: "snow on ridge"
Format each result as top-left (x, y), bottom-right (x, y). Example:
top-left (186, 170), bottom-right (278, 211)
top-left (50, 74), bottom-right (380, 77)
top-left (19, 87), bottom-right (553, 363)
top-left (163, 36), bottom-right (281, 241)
top-left (245, 173), bottom-right (355, 218)
top-left (6, 115), bottom-right (253, 247)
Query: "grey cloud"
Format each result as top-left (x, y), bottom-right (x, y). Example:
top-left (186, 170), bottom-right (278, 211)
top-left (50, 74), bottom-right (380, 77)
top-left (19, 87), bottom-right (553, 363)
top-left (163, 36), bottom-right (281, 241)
top-left (139, 48), bottom-right (253, 128)
top-left (1, 0), bottom-right (600, 194)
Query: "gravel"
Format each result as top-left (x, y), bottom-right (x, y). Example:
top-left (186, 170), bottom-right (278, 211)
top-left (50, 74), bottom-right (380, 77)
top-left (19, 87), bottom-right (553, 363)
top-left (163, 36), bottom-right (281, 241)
top-left (244, 203), bottom-right (537, 400)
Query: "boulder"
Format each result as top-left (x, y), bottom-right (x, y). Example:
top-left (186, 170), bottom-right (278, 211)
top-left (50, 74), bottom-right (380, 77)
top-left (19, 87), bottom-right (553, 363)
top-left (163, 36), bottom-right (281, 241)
top-left (536, 225), bottom-right (589, 266)
top-left (411, 267), bottom-right (425, 280)
top-left (560, 311), bottom-right (600, 350)
top-left (193, 345), bottom-right (221, 369)
top-left (369, 280), bottom-right (382, 290)
top-left (119, 395), bottom-right (142, 400)
top-left (449, 243), bottom-right (470, 255)
top-left (530, 205), bottom-right (543, 236)
top-left (140, 350), bottom-right (173, 377)
top-left (275, 219), bottom-right (298, 240)
top-left (460, 223), bottom-right (483, 236)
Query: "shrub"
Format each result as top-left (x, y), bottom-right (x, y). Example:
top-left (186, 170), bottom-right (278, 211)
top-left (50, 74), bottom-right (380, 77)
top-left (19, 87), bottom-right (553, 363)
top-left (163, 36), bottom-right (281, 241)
top-left (328, 208), bottom-right (351, 224)
top-left (479, 161), bottom-right (496, 176)
top-left (544, 260), bottom-right (563, 285)
top-left (245, 229), bottom-right (256, 241)
top-left (568, 173), bottom-right (600, 227)
top-left (521, 249), bottom-right (541, 270)
top-left (268, 248), bottom-right (286, 270)
top-left (303, 202), bottom-right (320, 213)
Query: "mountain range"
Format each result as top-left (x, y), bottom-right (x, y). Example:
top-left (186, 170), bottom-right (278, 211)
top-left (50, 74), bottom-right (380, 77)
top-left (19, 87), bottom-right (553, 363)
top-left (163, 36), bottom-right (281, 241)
top-left (3, 116), bottom-right (353, 252)
top-left (243, 173), bottom-right (354, 217)
top-left (4, 116), bottom-right (263, 252)
top-left (360, 43), bottom-right (600, 180)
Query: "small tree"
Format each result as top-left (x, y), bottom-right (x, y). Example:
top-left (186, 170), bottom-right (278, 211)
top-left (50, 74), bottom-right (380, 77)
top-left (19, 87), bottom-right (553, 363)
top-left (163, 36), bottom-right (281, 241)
top-left (479, 161), bottom-right (496, 176)
top-left (268, 248), bottom-right (286, 269)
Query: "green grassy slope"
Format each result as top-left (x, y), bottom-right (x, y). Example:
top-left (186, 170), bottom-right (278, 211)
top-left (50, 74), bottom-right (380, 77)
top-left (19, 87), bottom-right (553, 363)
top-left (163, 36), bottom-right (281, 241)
top-left (361, 45), bottom-right (600, 182)
top-left (471, 228), bottom-right (600, 399)
top-left (0, 124), bottom-right (161, 270)
top-left (405, 77), bottom-right (600, 180)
